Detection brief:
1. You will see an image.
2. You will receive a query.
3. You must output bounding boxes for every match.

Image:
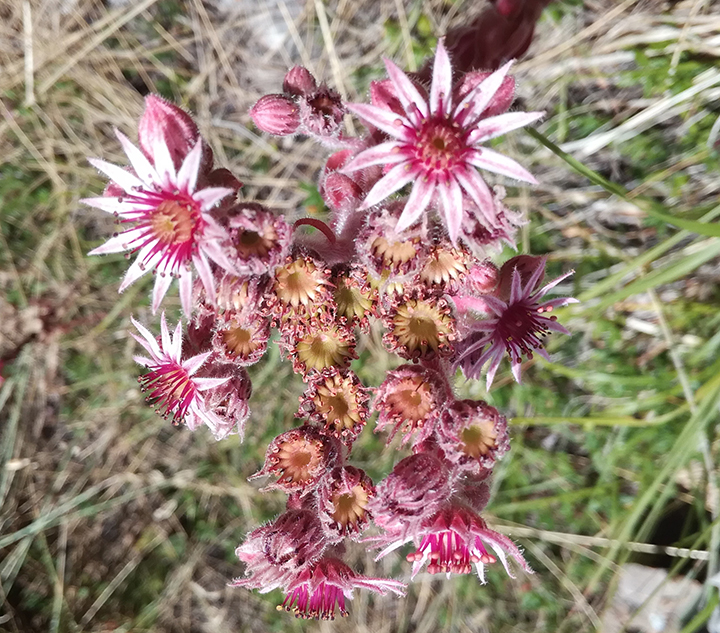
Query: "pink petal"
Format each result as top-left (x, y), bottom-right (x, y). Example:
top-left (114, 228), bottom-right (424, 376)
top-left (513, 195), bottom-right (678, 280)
top-left (193, 251), bottom-right (216, 301)
top-left (359, 163), bottom-right (418, 209)
top-left (151, 273), bottom-right (173, 314)
top-left (451, 295), bottom-right (490, 315)
top-left (454, 61), bottom-right (513, 126)
top-left (395, 175), bottom-right (436, 233)
top-left (80, 196), bottom-right (151, 215)
top-left (437, 176), bottom-right (463, 244)
top-left (118, 245), bottom-right (155, 292)
top-left (510, 268), bottom-right (522, 304)
top-left (383, 57), bottom-right (428, 123)
top-left (540, 297), bottom-right (579, 310)
top-left (130, 315), bottom-right (161, 358)
top-left (454, 168), bottom-right (497, 227)
top-left (510, 359), bottom-right (523, 383)
top-left (194, 187), bottom-right (234, 209)
top-left (534, 270), bottom-right (575, 298)
top-left (485, 347), bottom-right (504, 390)
top-left (132, 354), bottom-right (154, 367)
top-left (159, 312), bottom-right (172, 351)
top-left (183, 351), bottom-right (211, 376)
top-left (150, 132), bottom-right (177, 189)
top-left (468, 111), bottom-right (544, 145)
top-left (89, 158), bottom-right (144, 193)
top-left (341, 142), bottom-right (406, 173)
top-left (179, 268), bottom-right (193, 317)
top-left (345, 102), bottom-right (411, 139)
top-left (170, 319), bottom-right (183, 361)
top-left (88, 227), bottom-right (145, 255)
top-left (115, 130), bottom-right (159, 187)
top-left (429, 38), bottom-right (452, 117)
top-left (177, 141), bottom-right (202, 194)
top-left (468, 148), bottom-right (538, 184)
top-left (194, 375), bottom-right (231, 390)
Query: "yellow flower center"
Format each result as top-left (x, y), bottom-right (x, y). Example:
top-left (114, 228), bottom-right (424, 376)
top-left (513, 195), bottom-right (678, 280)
top-left (460, 420), bottom-right (499, 459)
top-left (150, 199), bottom-right (197, 245)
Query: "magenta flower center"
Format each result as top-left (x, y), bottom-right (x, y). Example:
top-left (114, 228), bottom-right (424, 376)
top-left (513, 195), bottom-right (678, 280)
top-left (496, 301), bottom-right (558, 363)
top-left (412, 119), bottom-right (466, 171)
top-left (407, 530), bottom-right (497, 575)
top-left (280, 582), bottom-right (348, 620)
top-left (139, 361), bottom-right (198, 423)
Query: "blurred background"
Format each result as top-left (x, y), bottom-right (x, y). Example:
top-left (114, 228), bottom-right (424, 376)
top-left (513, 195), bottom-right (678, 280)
top-left (1, 0), bottom-right (720, 631)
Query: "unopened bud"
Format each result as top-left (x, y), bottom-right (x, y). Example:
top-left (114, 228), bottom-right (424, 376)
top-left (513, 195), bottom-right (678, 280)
top-left (138, 95), bottom-right (213, 171)
top-left (369, 79), bottom-right (405, 116)
top-left (250, 94), bottom-right (300, 136)
top-left (283, 66), bottom-right (317, 96)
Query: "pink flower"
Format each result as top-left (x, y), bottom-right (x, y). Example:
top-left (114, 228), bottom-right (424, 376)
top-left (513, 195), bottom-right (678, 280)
top-left (342, 38), bottom-right (542, 242)
top-left (131, 313), bottom-right (231, 438)
top-left (278, 557), bottom-right (406, 620)
top-left (85, 130), bottom-right (235, 316)
top-left (453, 256), bottom-right (576, 388)
top-left (404, 504), bottom-right (532, 581)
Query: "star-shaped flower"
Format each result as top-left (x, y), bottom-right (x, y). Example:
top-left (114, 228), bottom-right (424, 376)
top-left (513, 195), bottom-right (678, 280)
top-left (131, 313), bottom-right (230, 438)
top-left (85, 130), bottom-right (235, 316)
top-left (342, 38), bottom-right (542, 242)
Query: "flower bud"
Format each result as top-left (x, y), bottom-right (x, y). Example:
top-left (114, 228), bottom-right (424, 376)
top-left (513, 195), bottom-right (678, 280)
top-left (455, 71), bottom-right (515, 119)
top-left (283, 66), bottom-right (317, 96)
top-left (138, 94), bottom-right (213, 172)
top-left (249, 94), bottom-right (300, 136)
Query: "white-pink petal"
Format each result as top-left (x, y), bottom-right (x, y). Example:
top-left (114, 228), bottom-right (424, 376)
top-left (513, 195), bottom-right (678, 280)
top-left (468, 148), bottom-right (538, 184)
top-left (150, 131), bottom-right (177, 189)
top-left (345, 102), bottom-right (411, 139)
top-left (115, 130), bottom-right (159, 188)
top-left (438, 176), bottom-right (464, 244)
top-left (468, 111), bottom-right (544, 145)
top-left (130, 316), bottom-right (162, 358)
top-left (194, 186), bottom-right (234, 209)
top-left (88, 227), bottom-right (145, 255)
top-left (383, 57), bottom-right (428, 124)
top-left (454, 60), bottom-right (514, 126)
top-left (183, 350), bottom-right (211, 376)
top-left (341, 142), bottom-right (406, 173)
top-left (178, 268), bottom-right (194, 318)
top-left (80, 196), bottom-right (152, 215)
top-left (194, 376), bottom-right (232, 390)
top-left (453, 168), bottom-right (497, 227)
top-left (395, 175), bottom-right (436, 233)
top-left (429, 38), bottom-right (452, 117)
top-left (89, 158), bottom-right (144, 193)
top-left (118, 244), bottom-right (155, 292)
top-left (359, 163), bottom-right (418, 210)
top-left (152, 273), bottom-right (174, 314)
top-left (177, 141), bottom-right (203, 194)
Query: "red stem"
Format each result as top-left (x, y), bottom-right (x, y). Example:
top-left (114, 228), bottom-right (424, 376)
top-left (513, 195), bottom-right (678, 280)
top-left (293, 218), bottom-right (337, 244)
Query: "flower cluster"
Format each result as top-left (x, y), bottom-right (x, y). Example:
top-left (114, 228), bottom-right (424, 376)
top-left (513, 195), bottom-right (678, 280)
top-left (86, 39), bottom-right (575, 619)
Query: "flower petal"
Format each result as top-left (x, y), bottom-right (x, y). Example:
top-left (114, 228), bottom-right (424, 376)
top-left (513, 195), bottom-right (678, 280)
top-left (152, 273), bottom-right (173, 314)
top-left (179, 268), bottom-right (193, 318)
top-left (177, 141), bottom-right (203, 194)
top-left (183, 350), bottom-right (211, 376)
top-left (454, 60), bottom-right (514, 126)
top-left (454, 168), bottom-right (497, 227)
top-left (437, 175), bottom-right (463, 244)
top-left (429, 38), bottom-right (452, 116)
top-left (395, 175), bottom-right (436, 233)
top-left (345, 102), bottom-right (411, 139)
top-left (88, 227), bottom-right (146, 255)
top-left (88, 158), bottom-right (144, 193)
top-left (341, 142), bottom-right (406, 173)
top-left (468, 148), bottom-right (538, 184)
top-left (468, 111), bottom-right (544, 145)
top-left (359, 162), bottom-right (418, 209)
top-left (130, 315), bottom-right (161, 358)
top-left (118, 244), bottom-right (155, 292)
top-left (115, 130), bottom-right (159, 187)
top-left (80, 196), bottom-right (152, 215)
top-left (194, 187), bottom-right (234, 209)
top-left (383, 57), bottom-right (428, 123)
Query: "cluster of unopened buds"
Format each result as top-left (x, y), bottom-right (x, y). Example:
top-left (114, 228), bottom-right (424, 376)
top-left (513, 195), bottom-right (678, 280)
top-left (86, 39), bottom-right (576, 620)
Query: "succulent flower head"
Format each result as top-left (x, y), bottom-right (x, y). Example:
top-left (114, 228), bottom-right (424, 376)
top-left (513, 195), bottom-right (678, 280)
top-left (454, 255), bottom-right (577, 388)
top-left (437, 399), bottom-right (510, 473)
top-left (131, 314), bottom-right (230, 437)
top-left (279, 557), bottom-right (405, 620)
top-left (317, 466), bottom-right (375, 540)
top-left (251, 426), bottom-right (340, 495)
top-left (373, 363), bottom-right (451, 445)
top-left (300, 369), bottom-right (369, 441)
top-left (85, 128), bottom-right (235, 316)
top-left (223, 203), bottom-right (292, 276)
top-left (342, 38), bottom-right (542, 242)
top-left (383, 294), bottom-right (456, 360)
top-left (286, 322), bottom-right (357, 377)
top-left (198, 363), bottom-right (252, 440)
